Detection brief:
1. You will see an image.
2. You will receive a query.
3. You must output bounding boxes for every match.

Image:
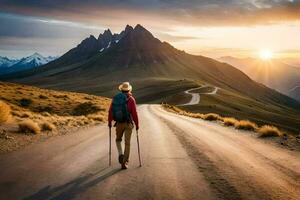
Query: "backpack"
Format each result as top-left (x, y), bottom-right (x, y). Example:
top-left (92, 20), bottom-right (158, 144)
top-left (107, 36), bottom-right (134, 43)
top-left (112, 93), bottom-right (130, 122)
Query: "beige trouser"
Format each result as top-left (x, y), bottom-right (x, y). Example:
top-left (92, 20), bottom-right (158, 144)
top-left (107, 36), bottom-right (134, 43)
top-left (115, 122), bottom-right (133, 163)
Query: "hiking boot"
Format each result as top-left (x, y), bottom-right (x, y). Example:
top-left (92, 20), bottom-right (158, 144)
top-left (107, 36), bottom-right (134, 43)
top-left (121, 162), bottom-right (128, 170)
top-left (118, 154), bottom-right (124, 164)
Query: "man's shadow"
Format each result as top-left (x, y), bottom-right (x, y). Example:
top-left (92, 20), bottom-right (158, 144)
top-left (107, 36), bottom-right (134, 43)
top-left (23, 167), bottom-right (121, 200)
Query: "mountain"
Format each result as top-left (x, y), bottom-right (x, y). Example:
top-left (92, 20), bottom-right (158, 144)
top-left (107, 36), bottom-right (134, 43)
top-left (2, 24), bottom-right (300, 133)
top-left (43, 26), bottom-right (128, 68)
top-left (0, 56), bottom-right (19, 68)
top-left (10, 25), bottom-right (297, 104)
top-left (288, 86), bottom-right (300, 101)
top-left (219, 56), bottom-right (300, 101)
top-left (0, 53), bottom-right (58, 75)
top-left (281, 58), bottom-right (300, 68)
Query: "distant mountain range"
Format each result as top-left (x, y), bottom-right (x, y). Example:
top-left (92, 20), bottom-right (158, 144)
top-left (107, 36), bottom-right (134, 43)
top-left (2, 24), bottom-right (300, 133)
top-left (0, 57), bottom-right (19, 68)
top-left (218, 56), bottom-right (300, 101)
top-left (3, 25), bottom-right (299, 107)
top-left (0, 53), bottom-right (58, 75)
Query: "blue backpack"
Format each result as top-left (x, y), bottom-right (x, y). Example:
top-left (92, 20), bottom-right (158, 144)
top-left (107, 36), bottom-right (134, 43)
top-left (112, 93), bottom-right (130, 122)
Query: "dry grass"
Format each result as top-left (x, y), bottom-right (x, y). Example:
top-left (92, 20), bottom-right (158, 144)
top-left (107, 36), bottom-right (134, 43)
top-left (0, 81), bottom-right (110, 117)
top-left (87, 114), bottom-right (105, 122)
top-left (20, 112), bottom-right (32, 118)
top-left (202, 113), bottom-right (221, 121)
top-left (18, 120), bottom-right (41, 134)
top-left (41, 112), bottom-right (51, 117)
top-left (0, 82), bottom-right (111, 153)
top-left (41, 122), bottom-right (56, 131)
top-left (234, 120), bottom-right (258, 131)
top-left (189, 113), bottom-right (204, 119)
top-left (258, 125), bottom-right (283, 137)
top-left (0, 101), bottom-right (11, 124)
top-left (223, 117), bottom-right (238, 127)
top-left (19, 98), bottom-right (32, 107)
top-left (38, 94), bottom-right (48, 99)
top-left (0, 82), bottom-right (110, 128)
top-left (162, 103), bottom-right (283, 137)
top-left (72, 102), bottom-right (104, 116)
top-left (163, 103), bottom-right (182, 113)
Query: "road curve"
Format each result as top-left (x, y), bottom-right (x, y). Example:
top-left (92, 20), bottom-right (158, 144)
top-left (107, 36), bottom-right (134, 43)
top-left (180, 85), bottom-right (218, 106)
top-left (0, 105), bottom-right (299, 200)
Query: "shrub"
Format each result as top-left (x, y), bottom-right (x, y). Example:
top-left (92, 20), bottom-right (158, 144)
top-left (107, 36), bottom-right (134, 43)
top-left (54, 94), bottom-right (69, 99)
top-left (35, 106), bottom-right (53, 113)
top-left (41, 112), bottom-right (51, 117)
top-left (84, 96), bottom-right (93, 100)
top-left (41, 122), bottom-right (56, 131)
top-left (258, 125), bottom-right (282, 137)
top-left (189, 113), bottom-right (204, 119)
top-left (72, 102), bottom-right (103, 116)
top-left (19, 98), bottom-right (32, 107)
top-left (163, 104), bottom-right (182, 113)
top-left (235, 120), bottom-right (257, 131)
top-left (39, 94), bottom-right (48, 99)
top-left (203, 113), bottom-right (220, 121)
top-left (223, 117), bottom-right (238, 127)
top-left (20, 112), bottom-right (32, 118)
top-left (0, 101), bottom-right (11, 124)
top-left (77, 120), bottom-right (85, 126)
top-left (18, 120), bottom-right (40, 134)
top-left (11, 110), bottom-right (22, 117)
top-left (88, 114), bottom-right (105, 122)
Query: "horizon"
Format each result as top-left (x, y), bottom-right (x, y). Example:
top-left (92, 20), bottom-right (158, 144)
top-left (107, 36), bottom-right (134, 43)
top-left (1, 23), bottom-right (300, 64)
top-left (0, 1), bottom-right (300, 60)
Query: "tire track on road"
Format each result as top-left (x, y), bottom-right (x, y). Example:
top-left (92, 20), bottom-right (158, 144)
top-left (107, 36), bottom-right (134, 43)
top-left (150, 106), bottom-right (243, 200)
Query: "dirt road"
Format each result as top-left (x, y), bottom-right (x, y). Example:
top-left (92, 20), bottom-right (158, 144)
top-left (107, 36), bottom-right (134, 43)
top-left (180, 86), bottom-right (219, 106)
top-left (0, 105), bottom-right (299, 200)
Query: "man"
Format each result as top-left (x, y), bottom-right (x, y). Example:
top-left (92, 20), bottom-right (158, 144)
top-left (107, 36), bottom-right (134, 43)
top-left (108, 82), bottom-right (139, 169)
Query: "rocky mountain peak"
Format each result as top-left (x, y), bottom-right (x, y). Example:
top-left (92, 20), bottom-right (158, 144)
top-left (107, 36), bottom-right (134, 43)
top-left (125, 25), bottom-right (134, 33)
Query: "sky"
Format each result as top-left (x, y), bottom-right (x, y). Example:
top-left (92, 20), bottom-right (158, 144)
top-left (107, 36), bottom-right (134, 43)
top-left (0, 0), bottom-right (300, 59)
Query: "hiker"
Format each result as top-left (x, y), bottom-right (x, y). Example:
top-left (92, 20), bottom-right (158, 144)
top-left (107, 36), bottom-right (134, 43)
top-left (108, 82), bottom-right (139, 169)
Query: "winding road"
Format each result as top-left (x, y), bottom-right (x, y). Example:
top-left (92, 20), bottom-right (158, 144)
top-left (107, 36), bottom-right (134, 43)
top-left (180, 85), bottom-right (219, 106)
top-left (0, 105), bottom-right (299, 200)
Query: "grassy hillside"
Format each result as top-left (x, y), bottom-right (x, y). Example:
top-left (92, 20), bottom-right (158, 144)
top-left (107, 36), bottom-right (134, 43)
top-left (219, 56), bottom-right (300, 101)
top-left (162, 104), bottom-right (300, 151)
top-left (0, 81), bottom-right (110, 153)
top-left (166, 86), bottom-right (300, 134)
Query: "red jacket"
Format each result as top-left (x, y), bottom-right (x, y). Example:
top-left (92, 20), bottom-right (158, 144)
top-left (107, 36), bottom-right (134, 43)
top-left (108, 93), bottom-right (139, 129)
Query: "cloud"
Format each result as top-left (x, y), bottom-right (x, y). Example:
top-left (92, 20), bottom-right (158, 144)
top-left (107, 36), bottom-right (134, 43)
top-left (0, 0), bottom-right (299, 27)
top-left (156, 32), bottom-right (203, 42)
top-left (0, 12), bottom-right (106, 57)
top-left (0, 12), bottom-right (104, 38)
top-left (0, 0), bottom-right (299, 58)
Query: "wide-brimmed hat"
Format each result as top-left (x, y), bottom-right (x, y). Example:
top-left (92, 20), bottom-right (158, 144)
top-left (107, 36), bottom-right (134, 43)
top-left (118, 82), bottom-right (132, 92)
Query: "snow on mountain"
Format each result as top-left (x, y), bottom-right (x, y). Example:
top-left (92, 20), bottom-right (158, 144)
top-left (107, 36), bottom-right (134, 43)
top-left (16, 53), bottom-right (52, 67)
top-left (0, 56), bottom-right (19, 68)
top-left (0, 53), bottom-right (58, 75)
top-left (106, 41), bottom-right (111, 49)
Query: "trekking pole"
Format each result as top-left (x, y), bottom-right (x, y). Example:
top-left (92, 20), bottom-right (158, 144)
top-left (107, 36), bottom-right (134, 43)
top-left (136, 130), bottom-right (142, 167)
top-left (109, 127), bottom-right (112, 166)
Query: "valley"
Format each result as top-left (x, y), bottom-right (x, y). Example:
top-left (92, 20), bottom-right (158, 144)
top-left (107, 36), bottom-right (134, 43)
top-left (1, 24), bottom-right (299, 135)
top-left (219, 56), bottom-right (300, 101)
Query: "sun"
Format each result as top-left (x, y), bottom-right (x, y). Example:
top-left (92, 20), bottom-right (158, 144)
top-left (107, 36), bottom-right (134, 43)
top-left (259, 49), bottom-right (273, 60)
